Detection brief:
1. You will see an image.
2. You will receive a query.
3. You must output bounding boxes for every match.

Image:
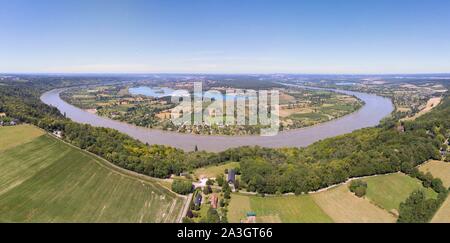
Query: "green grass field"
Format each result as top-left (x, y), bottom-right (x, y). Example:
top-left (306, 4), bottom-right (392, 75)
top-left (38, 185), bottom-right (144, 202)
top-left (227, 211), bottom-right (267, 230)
top-left (0, 125), bottom-right (44, 152)
top-left (228, 193), bottom-right (333, 223)
top-left (0, 126), bottom-right (185, 223)
top-left (362, 173), bottom-right (437, 212)
top-left (194, 162), bottom-right (240, 179)
top-left (228, 194), bottom-right (252, 223)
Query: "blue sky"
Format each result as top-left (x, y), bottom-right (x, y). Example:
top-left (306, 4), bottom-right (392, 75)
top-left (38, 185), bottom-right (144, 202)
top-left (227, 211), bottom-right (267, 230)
top-left (1, 0), bottom-right (450, 74)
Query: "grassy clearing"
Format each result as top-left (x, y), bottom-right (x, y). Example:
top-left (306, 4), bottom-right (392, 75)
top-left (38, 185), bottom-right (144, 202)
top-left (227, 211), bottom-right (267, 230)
top-left (228, 193), bottom-right (332, 223)
top-left (193, 204), bottom-right (211, 223)
top-left (0, 127), bottom-right (184, 223)
top-left (362, 173), bottom-right (437, 212)
top-left (0, 125), bottom-right (44, 151)
top-left (312, 185), bottom-right (397, 223)
top-left (419, 160), bottom-right (450, 188)
top-left (228, 194), bottom-right (252, 223)
top-left (432, 196), bottom-right (450, 223)
top-left (194, 162), bottom-right (240, 179)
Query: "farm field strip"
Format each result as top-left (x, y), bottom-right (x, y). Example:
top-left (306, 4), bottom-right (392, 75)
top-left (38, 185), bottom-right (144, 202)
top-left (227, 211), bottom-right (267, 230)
top-left (228, 193), bottom-right (333, 223)
top-left (0, 126), bottom-right (185, 223)
top-left (0, 136), bottom-right (72, 195)
top-left (228, 194), bottom-right (252, 223)
top-left (249, 195), bottom-right (333, 223)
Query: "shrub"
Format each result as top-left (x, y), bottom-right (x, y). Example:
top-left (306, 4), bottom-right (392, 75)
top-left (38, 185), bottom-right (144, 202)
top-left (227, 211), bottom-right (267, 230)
top-left (172, 179), bottom-right (193, 195)
top-left (349, 180), bottom-right (368, 197)
top-left (182, 217), bottom-right (194, 223)
top-left (186, 210), bottom-right (194, 218)
top-left (216, 174), bottom-right (225, 187)
top-left (203, 185), bottom-right (212, 195)
top-left (206, 179), bottom-right (215, 186)
top-left (219, 198), bottom-right (225, 208)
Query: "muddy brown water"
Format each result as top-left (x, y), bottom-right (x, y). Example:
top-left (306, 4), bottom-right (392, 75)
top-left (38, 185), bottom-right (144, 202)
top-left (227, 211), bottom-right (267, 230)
top-left (41, 86), bottom-right (394, 152)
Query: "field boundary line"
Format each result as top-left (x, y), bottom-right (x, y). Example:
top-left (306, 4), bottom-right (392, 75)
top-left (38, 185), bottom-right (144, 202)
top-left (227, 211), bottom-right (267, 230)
top-left (236, 172), bottom-right (400, 197)
top-left (44, 132), bottom-right (189, 222)
top-left (45, 132), bottom-right (184, 195)
top-left (178, 193), bottom-right (193, 223)
top-left (309, 172), bottom-right (401, 194)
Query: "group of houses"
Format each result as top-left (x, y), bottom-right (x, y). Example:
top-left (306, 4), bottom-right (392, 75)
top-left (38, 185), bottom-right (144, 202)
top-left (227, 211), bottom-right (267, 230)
top-left (187, 168), bottom-right (256, 222)
top-left (193, 193), bottom-right (219, 209)
top-left (0, 113), bottom-right (18, 126)
top-left (191, 169), bottom-right (238, 212)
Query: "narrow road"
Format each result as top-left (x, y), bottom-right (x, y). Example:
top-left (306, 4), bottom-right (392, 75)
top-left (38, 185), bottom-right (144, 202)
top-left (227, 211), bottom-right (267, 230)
top-left (178, 193), bottom-right (193, 223)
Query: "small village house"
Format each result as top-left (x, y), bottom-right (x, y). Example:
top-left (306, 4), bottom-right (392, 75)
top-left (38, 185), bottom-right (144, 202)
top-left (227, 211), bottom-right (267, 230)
top-left (228, 169), bottom-right (236, 184)
top-left (210, 194), bottom-right (218, 209)
top-left (194, 193), bottom-right (202, 207)
top-left (53, 130), bottom-right (63, 139)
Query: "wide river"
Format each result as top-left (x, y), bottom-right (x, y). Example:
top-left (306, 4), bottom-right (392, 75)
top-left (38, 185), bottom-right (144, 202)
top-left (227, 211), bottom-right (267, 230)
top-left (41, 86), bottom-right (394, 152)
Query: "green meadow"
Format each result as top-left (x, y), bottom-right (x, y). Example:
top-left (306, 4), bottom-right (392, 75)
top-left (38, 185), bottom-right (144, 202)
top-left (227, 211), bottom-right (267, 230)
top-left (228, 193), bottom-right (333, 223)
top-left (0, 125), bottom-right (185, 223)
top-left (362, 173), bottom-right (437, 212)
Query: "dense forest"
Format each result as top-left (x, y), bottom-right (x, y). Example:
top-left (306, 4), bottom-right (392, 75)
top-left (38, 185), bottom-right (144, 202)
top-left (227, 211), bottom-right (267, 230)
top-left (1, 77), bottom-right (449, 196)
